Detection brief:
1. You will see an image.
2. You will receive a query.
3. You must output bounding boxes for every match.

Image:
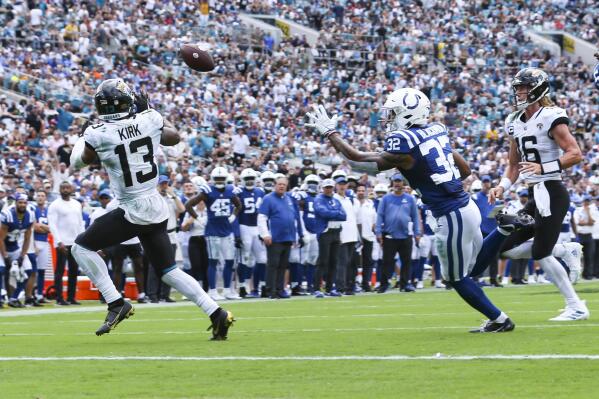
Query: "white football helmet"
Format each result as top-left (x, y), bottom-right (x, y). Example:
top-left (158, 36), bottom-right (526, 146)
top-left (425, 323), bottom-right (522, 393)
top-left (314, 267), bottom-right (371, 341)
top-left (240, 168), bottom-right (257, 189)
top-left (470, 180), bottom-right (482, 193)
top-left (380, 88), bottom-right (430, 131)
top-left (331, 169), bottom-right (347, 181)
top-left (191, 176), bottom-right (207, 191)
top-left (261, 170), bottom-right (276, 192)
top-left (211, 166), bottom-right (228, 189)
top-left (374, 183), bottom-right (388, 197)
top-left (226, 174), bottom-right (235, 186)
top-left (304, 174), bottom-right (320, 194)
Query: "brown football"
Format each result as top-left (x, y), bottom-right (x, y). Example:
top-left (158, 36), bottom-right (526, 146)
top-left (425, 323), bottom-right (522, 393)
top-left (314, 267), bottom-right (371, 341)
top-left (180, 44), bottom-right (215, 72)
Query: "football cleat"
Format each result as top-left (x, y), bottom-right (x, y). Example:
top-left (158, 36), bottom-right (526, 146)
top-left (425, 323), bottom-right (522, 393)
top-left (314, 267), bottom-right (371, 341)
top-left (434, 280), bottom-right (446, 289)
top-left (549, 303), bottom-right (589, 321)
top-left (561, 242), bottom-right (583, 283)
top-left (313, 291), bottom-right (325, 298)
top-left (416, 281), bottom-right (424, 289)
top-left (207, 309), bottom-right (235, 340)
top-left (469, 318), bottom-right (515, 333)
top-left (495, 212), bottom-right (535, 233)
top-left (224, 288), bottom-right (241, 300)
top-left (8, 299), bottom-right (24, 308)
top-left (246, 290), bottom-right (260, 299)
top-left (96, 301), bottom-right (134, 336)
top-left (239, 287), bottom-right (248, 298)
top-left (209, 289), bottom-right (225, 301)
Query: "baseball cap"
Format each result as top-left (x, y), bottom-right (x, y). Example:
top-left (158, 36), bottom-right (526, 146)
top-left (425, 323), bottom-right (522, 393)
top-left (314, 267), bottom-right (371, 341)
top-left (322, 179), bottom-right (335, 188)
top-left (392, 173), bottom-right (403, 181)
top-left (335, 176), bottom-right (348, 184)
top-left (583, 194), bottom-right (592, 202)
top-left (158, 175), bottom-right (170, 184)
top-left (98, 189), bottom-right (112, 199)
top-left (481, 175), bottom-right (492, 182)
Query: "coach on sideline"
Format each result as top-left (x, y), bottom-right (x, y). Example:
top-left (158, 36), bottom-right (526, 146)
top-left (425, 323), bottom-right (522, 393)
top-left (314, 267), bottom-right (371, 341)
top-left (258, 176), bottom-right (303, 299)
top-left (312, 179), bottom-right (347, 297)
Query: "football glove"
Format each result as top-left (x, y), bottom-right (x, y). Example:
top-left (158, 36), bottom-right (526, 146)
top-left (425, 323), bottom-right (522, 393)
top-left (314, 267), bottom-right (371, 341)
top-left (305, 104), bottom-right (340, 137)
top-left (298, 237), bottom-right (305, 248)
top-left (235, 237), bottom-right (243, 249)
top-left (134, 91), bottom-right (151, 113)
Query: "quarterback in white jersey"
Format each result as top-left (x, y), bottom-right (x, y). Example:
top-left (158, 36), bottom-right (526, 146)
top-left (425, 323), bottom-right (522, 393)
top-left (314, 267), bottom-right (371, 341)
top-left (490, 68), bottom-right (588, 321)
top-left (69, 78), bottom-right (234, 339)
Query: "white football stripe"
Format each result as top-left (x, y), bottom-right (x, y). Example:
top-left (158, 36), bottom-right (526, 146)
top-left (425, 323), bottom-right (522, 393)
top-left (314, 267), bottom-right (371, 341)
top-left (0, 354), bottom-right (598, 361)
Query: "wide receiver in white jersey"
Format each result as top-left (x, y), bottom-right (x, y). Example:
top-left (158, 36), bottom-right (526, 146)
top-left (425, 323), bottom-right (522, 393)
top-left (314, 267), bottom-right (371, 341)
top-left (489, 68), bottom-right (588, 321)
top-left (69, 78), bottom-right (234, 339)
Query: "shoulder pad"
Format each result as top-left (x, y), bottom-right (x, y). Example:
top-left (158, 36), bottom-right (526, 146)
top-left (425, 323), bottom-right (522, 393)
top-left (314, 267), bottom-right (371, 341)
top-left (384, 131), bottom-right (414, 154)
top-left (199, 184), bottom-right (212, 194)
top-left (232, 186), bottom-right (243, 195)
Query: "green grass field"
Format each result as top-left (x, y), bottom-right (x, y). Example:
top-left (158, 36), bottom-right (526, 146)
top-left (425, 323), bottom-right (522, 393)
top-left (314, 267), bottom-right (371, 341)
top-left (2, 282), bottom-right (599, 399)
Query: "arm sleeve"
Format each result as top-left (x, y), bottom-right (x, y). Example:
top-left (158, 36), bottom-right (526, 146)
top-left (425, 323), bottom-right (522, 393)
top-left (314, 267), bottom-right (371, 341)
top-left (411, 197), bottom-right (421, 236)
top-left (375, 197), bottom-right (385, 236)
top-left (257, 214), bottom-right (270, 238)
top-left (47, 203), bottom-right (62, 246)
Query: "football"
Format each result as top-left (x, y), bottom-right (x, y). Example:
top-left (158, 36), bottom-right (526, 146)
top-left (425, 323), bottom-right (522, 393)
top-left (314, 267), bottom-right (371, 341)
top-left (180, 44), bottom-right (215, 72)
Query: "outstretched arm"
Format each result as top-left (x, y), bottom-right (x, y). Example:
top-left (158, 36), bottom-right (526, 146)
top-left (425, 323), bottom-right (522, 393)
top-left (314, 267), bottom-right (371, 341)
top-left (328, 133), bottom-right (399, 171)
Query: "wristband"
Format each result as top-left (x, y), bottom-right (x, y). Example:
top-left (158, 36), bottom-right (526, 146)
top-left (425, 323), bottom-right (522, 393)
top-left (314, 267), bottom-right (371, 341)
top-left (541, 159), bottom-right (562, 175)
top-left (499, 177), bottom-right (512, 192)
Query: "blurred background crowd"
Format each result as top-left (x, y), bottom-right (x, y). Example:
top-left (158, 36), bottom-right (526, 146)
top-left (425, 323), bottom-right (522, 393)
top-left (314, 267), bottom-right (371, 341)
top-left (0, 0), bottom-right (597, 305)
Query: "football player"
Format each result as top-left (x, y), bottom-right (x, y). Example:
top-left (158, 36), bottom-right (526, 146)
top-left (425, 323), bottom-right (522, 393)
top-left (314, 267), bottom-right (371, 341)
top-left (260, 170), bottom-right (276, 194)
top-left (236, 168), bottom-right (266, 298)
top-left (0, 194), bottom-right (35, 308)
top-left (69, 78), bottom-right (234, 339)
top-left (307, 88), bottom-right (532, 333)
top-left (184, 166), bottom-right (242, 301)
top-left (489, 68), bottom-right (589, 321)
top-left (32, 191), bottom-right (51, 304)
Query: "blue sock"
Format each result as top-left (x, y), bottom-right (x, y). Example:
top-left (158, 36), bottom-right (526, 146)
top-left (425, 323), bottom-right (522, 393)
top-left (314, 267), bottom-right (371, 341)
top-left (452, 278), bottom-right (501, 320)
top-left (238, 263), bottom-right (248, 285)
top-left (305, 264), bottom-right (315, 290)
top-left (290, 262), bottom-right (300, 286)
top-left (505, 260), bottom-right (511, 277)
top-left (36, 269), bottom-right (45, 296)
top-left (527, 260), bottom-right (534, 276)
top-left (432, 256), bottom-right (441, 280)
top-left (469, 229), bottom-right (508, 278)
top-left (223, 260), bottom-right (234, 289)
top-left (410, 259), bottom-right (420, 281)
top-left (254, 263), bottom-right (266, 290)
top-left (208, 259), bottom-right (218, 289)
top-left (298, 263), bottom-right (306, 286)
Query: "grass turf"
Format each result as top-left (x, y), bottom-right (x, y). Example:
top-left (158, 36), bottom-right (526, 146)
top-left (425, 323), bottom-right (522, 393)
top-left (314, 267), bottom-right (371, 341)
top-left (2, 282), bottom-right (599, 398)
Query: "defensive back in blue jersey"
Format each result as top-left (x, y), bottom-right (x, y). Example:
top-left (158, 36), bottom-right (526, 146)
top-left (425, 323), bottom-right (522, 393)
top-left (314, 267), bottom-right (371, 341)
top-left (1, 207), bottom-right (35, 252)
top-left (384, 122), bottom-right (469, 217)
top-left (238, 187), bottom-right (265, 227)
top-left (201, 184), bottom-right (238, 237)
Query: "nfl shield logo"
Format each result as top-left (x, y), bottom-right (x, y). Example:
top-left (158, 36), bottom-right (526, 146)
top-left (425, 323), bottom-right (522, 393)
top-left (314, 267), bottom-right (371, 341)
top-left (537, 123), bottom-right (543, 130)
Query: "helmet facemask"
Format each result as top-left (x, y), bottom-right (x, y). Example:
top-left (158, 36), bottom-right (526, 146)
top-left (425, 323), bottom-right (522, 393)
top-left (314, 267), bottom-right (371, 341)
top-left (242, 177), bottom-right (256, 189)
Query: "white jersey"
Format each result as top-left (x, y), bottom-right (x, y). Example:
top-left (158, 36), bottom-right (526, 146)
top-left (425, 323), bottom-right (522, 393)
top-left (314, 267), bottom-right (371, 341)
top-left (505, 106), bottom-right (569, 184)
top-left (84, 109), bottom-right (168, 225)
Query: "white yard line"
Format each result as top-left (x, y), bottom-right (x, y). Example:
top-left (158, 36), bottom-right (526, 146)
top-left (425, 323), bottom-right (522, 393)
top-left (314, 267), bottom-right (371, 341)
top-left (0, 354), bottom-right (598, 361)
top-left (3, 323), bottom-right (599, 336)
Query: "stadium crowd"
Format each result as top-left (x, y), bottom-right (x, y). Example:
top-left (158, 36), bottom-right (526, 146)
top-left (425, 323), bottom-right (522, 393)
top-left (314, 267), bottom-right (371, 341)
top-left (0, 0), bottom-right (598, 306)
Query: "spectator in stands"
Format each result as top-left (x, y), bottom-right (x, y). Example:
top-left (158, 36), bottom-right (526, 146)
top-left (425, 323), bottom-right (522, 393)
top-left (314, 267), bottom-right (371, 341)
top-left (231, 127), bottom-right (251, 167)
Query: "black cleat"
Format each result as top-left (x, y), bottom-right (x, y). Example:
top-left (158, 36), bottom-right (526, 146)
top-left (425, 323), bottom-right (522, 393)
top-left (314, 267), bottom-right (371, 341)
top-left (207, 309), bottom-right (235, 341)
top-left (469, 317), bottom-right (515, 333)
top-left (96, 302), bottom-right (135, 336)
top-left (8, 299), bottom-right (24, 308)
top-left (239, 287), bottom-right (248, 298)
top-left (495, 212), bottom-right (534, 233)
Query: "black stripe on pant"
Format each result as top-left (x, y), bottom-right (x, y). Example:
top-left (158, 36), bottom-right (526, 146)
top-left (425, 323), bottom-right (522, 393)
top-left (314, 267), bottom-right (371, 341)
top-left (381, 237), bottom-right (412, 290)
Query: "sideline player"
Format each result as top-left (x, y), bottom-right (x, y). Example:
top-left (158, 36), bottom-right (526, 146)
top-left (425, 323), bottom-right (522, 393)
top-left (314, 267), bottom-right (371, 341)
top-left (307, 88), bottom-right (531, 333)
top-left (69, 79), bottom-right (234, 339)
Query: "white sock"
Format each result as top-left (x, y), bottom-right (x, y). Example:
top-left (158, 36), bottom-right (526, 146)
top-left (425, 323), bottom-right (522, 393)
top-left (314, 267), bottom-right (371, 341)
top-left (71, 244), bottom-right (121, 304)
top-left (502, 241), bottom-right (533, 259)
top-left (161, 268), bottom-right (219, 316)
top-left (551, 243), bottom-right (567, 258)
top-left (493, 311), bottom-right (508, 323)
top-left (538, 256), bottom-right (582, 309)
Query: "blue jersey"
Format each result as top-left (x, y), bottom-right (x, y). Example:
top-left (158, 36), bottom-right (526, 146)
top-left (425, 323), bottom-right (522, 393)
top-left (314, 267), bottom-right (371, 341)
top-left (238, 187), bottom-right (265, 227)
top-left (33, 205), bottom-right (49, 242)
top-left (561, 205), bottom-right (575, 233)
top-left (1, 207), bottom-right (35, 252)
top-left (301, 194), bottom-right (319, 234)
top-left (419, 202), bottom-right (435, 236)
top-left (373, 197), bottom-right (382, 212)
top-left (384, 123), bottom-right (470, 217)
top-left (202, 184), bottom-right (238, 237)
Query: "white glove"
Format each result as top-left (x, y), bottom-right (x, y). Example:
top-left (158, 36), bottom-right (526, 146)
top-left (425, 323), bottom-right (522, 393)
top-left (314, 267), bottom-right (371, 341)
top-left (305, 104), bottom-right (340, 136)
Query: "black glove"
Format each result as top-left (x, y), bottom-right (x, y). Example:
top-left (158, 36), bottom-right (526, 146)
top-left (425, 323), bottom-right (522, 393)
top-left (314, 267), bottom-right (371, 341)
top-left (298, 237), bottom-right (305, 248)
top-left (134, 91), bottom-right (150, 113)
top-left (16, 255), bottom-right (24, 267)
top-left (3, 257), bottom-right (10, 269)
top-left (235, 237), bottom-right (243, 249)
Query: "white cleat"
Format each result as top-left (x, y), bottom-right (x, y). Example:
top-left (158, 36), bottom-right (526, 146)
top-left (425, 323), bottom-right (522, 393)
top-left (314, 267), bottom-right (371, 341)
top-left (416, 281), bottom-right (424, 289)
top-left (549, 303), bottom-right (589, 322)
top-left (209, 289), bottom-right (225, 301)
top-left (537, 274), bottom-right (550, 284)
top-left (527, 274), bottom-right (536, 284)
top-left (561, 242), bottom-right (583, 283)
top-left (501, 276), bottom-right (510, 286)
top-left (224, 288), bottom-right (241, 300)
top-left (434, 280), bottom-right (445, 289)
